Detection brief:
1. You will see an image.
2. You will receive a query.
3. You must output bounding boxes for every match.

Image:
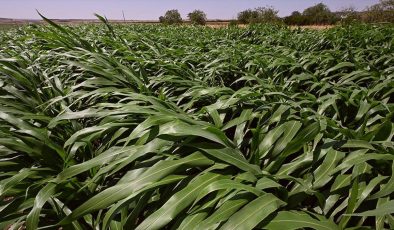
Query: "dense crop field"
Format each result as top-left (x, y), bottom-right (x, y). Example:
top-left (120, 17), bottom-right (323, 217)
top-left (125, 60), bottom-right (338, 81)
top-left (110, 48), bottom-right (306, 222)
top-left (0, 18), bottom-right (393, 229)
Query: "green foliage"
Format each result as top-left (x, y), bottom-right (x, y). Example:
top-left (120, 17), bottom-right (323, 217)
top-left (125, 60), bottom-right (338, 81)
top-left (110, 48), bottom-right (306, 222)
top-left (303, 3), bottom-right (333, 22)
top-left (284, 11), bottom-right (305, 25)
top-left (188, 10), bottom-right (207, 25)
top-left (302, 3), bottom-right (339, 25)
top-left (228, 20), bottom-right (238, 27)
top-left (237, 9), bottom-right (259, 24)
top-left (284, 3), bottom-right (339, 25)
top-left (0, 17), bottom-right (394, 230)
top-left (159, 9), bottom-right (183, 25)
top-left (238, 6), bottom-right (281, 24)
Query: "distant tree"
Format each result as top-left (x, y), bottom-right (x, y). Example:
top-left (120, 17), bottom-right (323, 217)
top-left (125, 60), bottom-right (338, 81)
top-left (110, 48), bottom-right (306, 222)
top-left (291, 11), bottom-right (302, 17)
top-left (302, 3), bottom-right (339, 24)
top-left (255, 6), bottom-right (281, 23)
top-left (364, 4), bottom-right (383, 22)
top-left (380, 0), bottom-right (394, 10)
top-left (284, 11), bottom-right (306, 25)
top-left (237, 6), bottom-right (280, 24)
top-left (364, 0), bottom-right (394, 23)
top-left (340, 7), bottom-right (361, 24)
top-left (188, 10), bottom-right (207, 25)
top-left (380, 0), bottom-right (394, 21)
top-left (237, 9), bottom-right (259, 24)
top-left (159, 9), bottom-right (183, 25)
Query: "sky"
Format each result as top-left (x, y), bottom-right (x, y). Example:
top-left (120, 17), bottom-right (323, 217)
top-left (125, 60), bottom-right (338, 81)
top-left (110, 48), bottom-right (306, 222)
top-left (0, 0), bottom-right (380, 20)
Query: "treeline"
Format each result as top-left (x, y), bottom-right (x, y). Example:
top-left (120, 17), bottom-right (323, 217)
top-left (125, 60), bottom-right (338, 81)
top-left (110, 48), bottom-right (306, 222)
top-left (158, 0), bottom-right (393, 25)
top-left (159, 9), bottom-right (207, 25)
top-left (284, 0), bottom-right (394, 25)
top-left (240, 1), bottom-right (393, 25)
top-left (361, 0), bottom-right (394, 23)
top-left (283, 3), bottom-right (338, 25)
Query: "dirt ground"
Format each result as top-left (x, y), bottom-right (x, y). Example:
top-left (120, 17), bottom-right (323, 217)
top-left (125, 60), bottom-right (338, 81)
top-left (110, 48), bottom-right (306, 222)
top-left (290, 25), bottom-right (335, 30)
top-left (206, 23), bottom-right (334, 30)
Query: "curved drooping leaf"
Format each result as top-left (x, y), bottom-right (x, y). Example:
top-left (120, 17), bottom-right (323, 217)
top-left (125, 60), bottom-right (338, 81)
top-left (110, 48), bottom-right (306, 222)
top-left (219, 194), bottom-right (285, 230)
top-left (61, 152), bottom-right (213, 223)
top-left (349, 200), bottom-right (394, 216)
top-left (136, 172), bottom-right (223, 230)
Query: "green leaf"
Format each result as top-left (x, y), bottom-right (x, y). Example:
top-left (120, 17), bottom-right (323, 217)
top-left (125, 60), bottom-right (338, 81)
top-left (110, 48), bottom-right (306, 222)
top-left (196, 146), bottom-right (261, 174)
top-left (136, 172), bottom-right (223, 230)
top-left (312, 148), bottom-right (345, 189)
top-left (219, 194), bottom-right (285, 230)
top-left (0, 169), bottom-right (35, 196)
top-left (262, 211), bottom-right (339, 230)
top-left (369, 162), bottom-right (394, 200)
top-left (26, 183), bottom-right (57, 230)
top-left (159, 120), bottom-right (235, 148)
top-left (324, 62), bottom-right (355, 76)
top-left (197, 194), bottom-right (253, 229)
top-left (102, 174), bottom-right (187, 230)
top-left (349, 200), bottom-right (394, 216)
top-left (281, 122), bottom-right (320, 157)
top-left (193, 179), bottom-right (263, 206)
top-left (61, 152), bottom-right (213, 224)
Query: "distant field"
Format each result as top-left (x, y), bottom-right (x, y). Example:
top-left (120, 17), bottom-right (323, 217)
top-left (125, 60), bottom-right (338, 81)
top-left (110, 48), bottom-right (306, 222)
top-left (0, 18), bottom-right (335, 30)
top-left (0, 18), bottom-right (226, 25)
top-left (0, 24), bottom-right (20, 30)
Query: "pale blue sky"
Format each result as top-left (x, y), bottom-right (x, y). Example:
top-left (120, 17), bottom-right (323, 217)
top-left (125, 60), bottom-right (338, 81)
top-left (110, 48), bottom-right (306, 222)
top-left (0, 0), bottom-right (380, 20)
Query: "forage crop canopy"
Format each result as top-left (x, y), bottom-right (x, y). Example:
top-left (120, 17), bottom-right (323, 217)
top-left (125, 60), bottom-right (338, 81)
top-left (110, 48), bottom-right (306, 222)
top-left (0, 17), bottom-right (393, 230)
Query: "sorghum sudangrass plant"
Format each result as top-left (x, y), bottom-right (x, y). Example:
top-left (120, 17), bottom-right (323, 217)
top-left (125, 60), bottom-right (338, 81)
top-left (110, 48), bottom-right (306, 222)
top-left (0, 17), bottom-right (393, 229)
